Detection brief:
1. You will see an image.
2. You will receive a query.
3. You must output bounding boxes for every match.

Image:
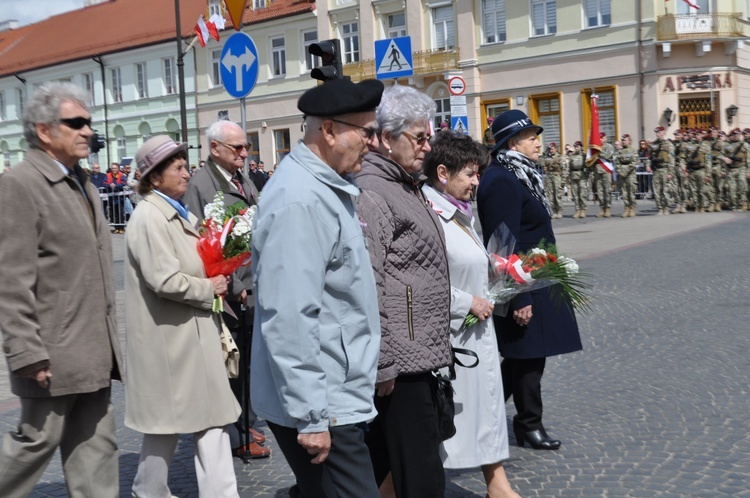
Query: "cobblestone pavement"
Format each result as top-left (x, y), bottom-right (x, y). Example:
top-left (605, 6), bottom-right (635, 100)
top-left (2, 199), bottom-right (749, 497)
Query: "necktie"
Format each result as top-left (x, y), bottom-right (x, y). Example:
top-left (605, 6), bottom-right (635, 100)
top-left (231, 176), bottom-right (246, 198)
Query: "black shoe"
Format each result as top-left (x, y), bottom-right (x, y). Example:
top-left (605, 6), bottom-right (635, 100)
top-left (514, 427), bottom-right (561, 450)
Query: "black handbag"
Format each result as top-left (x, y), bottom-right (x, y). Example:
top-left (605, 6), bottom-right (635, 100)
top-left (434, 348), bottom-right (479, 441)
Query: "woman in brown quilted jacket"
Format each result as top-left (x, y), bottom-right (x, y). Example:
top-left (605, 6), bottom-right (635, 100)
top-left (355, 85), bottom-right (453, 498)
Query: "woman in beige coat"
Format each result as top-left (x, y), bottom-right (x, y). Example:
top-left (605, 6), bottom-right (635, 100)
top-left (125, 135), bottom-right (241, 498)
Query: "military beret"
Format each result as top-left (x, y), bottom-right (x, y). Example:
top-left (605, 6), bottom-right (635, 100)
top-left (730, 127), bottom-right (742, 135)
top-left (599, 132), bottom-right (607, 138)
top-left (719, 130), bottom-right (726, 136)
top-left (654, 126), bottom-right (665, 132)
top-left (743, 128), bottom-right (750, 134)
top-left (298, 79), bottom-right (384, 117)
top-left (709, 126), bottom-right (718, 131)
top-left (548, 142), bottom-right (557, 148)
top-left (621, 133), bottom-right (630, 140)
top-left (574, 140), bottom-right (583, 147)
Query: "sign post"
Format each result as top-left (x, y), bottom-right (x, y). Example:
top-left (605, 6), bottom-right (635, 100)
top-left (448, 75), bottom-right (469, 135)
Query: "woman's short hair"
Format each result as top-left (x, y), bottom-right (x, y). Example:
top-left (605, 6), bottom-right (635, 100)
top-left (423, 131), bottom-right (488, 183)
top-left (23, 82), bottom-right (89, 149)
top-left (137, 152), bottom-right (187, 196)
top-left (376, 85), bottom-right (435, 137)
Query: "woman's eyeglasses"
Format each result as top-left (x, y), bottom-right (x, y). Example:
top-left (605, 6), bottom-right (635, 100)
top-left (217, 141), bottom-right (251, 154)
top-left (59, 117), bottom-right (92, 130)
top-left (402, 130), bottom-right (432, 145)
top-left (329, 118), bottom-right (379, 140)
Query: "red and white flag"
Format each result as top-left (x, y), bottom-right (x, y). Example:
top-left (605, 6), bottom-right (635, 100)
top-left (585, 94), bottom-right (614, 174)
top-left (195, 16), bottom-right (220, 47)
top-left (665, 0), bottom-right (701, 10)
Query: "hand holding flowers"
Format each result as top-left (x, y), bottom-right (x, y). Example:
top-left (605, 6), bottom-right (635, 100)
top-left (197, 191), bottom-right (257, 313)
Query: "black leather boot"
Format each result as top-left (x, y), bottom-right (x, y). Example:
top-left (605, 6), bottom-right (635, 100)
top-left (514, 427), bottom-right (561, 450)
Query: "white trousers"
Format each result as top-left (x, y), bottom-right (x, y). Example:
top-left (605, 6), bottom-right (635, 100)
top-left (132, 428), bottom-right (239, 498)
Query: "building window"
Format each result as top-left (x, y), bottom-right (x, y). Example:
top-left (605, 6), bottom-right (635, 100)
top-left (254, 0), bottom-right (268, 8)
top-left (531, 0), bottom-right (557, 36)
top-left (303, 30), bottom-right (319, 71)
top-left (434, 95), bottom-right (451, 131)
top-left (483, 0), bottom-right (506, 43)
top-left (218, 110), bottom-right (229, 120)
top-left (341, 22), bottom-right (360, 63)
top-left (16, 88), bottom-right (25, 118)
top-left (0, 92), bottom-right (5, 121)
top-left (585, 0), bottom-right (611, 27)
top-left (531, 95), bottom-right (561, 148)
top-left (597, 92), bottom-right (616, 138)
top-left (485, 100), bottom-right (510, 121)
top-left (111, 68), bottom-right (122, 103)
top-left (247, 131), bottom-right (260, 163)
top-left (387, 12), bottom-right (407, 38)
top-left (117, 137), bottom-right (127, 160)
top-left (164, 58), bottom-right (176, 95)
top-left (83, 72), bottom-right (95, 106)
top-left (136, 63), bottom-right (148, 99)
top-left (274, 129), bottom-right (291, 163)
top-left (271, 36), bottom-right (286, 77)
top-left (211, 49), bottom-right (222, 86)
top-left (209, 0), bottom-right (222, 17)
top-left (433, 5), bottom-right (455, 50)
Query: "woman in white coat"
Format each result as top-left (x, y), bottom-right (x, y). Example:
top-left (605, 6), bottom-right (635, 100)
top-left (125, 135), bottom-right (241, 498)
top-left (422, 131), bottom-right (521, 498)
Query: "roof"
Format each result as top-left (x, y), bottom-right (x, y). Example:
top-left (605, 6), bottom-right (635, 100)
top-left (0, 0), bottom-right (315, 78)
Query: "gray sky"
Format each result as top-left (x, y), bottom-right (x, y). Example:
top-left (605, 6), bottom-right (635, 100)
top-left (0, 0), bottom-right (86, 27)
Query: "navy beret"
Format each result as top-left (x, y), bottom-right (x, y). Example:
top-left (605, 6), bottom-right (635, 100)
top-left (298, 79), bottom-right (384, 117)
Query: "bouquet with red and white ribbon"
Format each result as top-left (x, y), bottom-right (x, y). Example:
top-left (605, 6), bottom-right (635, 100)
top-left (197, 191), bottom-right (257, 313)
top-left (463, 223), bottom-right (590, 328)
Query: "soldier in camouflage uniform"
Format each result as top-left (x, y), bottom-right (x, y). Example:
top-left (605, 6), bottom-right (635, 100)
top-left (670, 129), bottom-right (688, 213)
top-left (594, 132), bottom-right (615, 218)
top-left (541, 142), bottom-right (566, 218)
top-left (615, 134), bottom-right (638, 217)
top-left (744, 129), bottom-right (750, 209)
top-left (569, 141), bottom-right (589, 218)
top-left (647, 126), bottom-right (675, 215)
top-left (722, 128), bottom-right (749, 211)
top-left (682, 128), bottom-right (712, 213)
top-left (708, 127), bottom-right (726, 212)
top-left (483, 117), bottom-right (495, 150)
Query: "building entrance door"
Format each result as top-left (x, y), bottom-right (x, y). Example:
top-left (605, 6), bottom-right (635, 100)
top-left (678, 98), bottom-right (715, 129)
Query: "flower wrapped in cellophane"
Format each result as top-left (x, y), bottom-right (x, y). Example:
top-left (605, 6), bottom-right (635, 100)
top-left (197, 191), bottom-right (257, 313)
top-left (463, 223), bottom-right (590, 328)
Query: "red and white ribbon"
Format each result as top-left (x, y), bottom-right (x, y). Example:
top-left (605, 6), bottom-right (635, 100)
top-left (491, 254), bottom-right (534, 284)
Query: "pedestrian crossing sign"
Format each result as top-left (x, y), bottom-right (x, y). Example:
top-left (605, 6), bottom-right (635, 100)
top-left (451, 116), bottom-right (469, 135)
top-left (374, 36), bottom-right (414, 80)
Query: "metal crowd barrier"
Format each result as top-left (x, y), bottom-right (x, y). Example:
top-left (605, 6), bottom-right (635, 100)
top-left (97, 187), bottom-right (131, 230)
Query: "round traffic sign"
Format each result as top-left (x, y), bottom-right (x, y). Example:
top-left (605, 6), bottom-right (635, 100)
top-left (448, 76), bottom-right (466, 96)
top-left (220, 32), bottom-right (259, 99)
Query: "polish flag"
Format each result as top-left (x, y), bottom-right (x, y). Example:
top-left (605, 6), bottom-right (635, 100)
top-left (195, 16), bottom-right (220, 47)
top-left (665, 0), bottom-right (701, 10)
top-left (585, 94), bottom-right (614, 174)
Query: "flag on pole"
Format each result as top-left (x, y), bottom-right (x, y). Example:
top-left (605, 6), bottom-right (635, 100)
top-left (585, 94), bottom-right (614, 174)
top-left (665, 0), bottom-right (701, 10)
top-left (195, 16), bottom-right (220, 47)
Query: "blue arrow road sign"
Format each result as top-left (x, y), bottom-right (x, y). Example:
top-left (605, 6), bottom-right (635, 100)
top-left (375, 36), bottom-right (413, 80)
top-left (220, 32), bottom-right (259, 99)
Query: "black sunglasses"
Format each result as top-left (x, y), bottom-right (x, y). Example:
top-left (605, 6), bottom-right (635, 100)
top-left (216, 141), bottom-right (251, 154)
top-left (59, 117), bottom-right (92, 130)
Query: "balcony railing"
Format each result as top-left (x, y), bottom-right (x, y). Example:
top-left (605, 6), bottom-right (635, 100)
top-left (343, 48), bottom-right (460, 81)
top-left (657, 12), bottom-right (750, 41)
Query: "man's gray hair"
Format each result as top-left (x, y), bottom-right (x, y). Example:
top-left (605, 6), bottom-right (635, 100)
top-left (23, 82), bottom-right (89, 149)
top-left (206, 120), bottom-right (244, 151)
top-left (376, 85), bottom-right (435, 137)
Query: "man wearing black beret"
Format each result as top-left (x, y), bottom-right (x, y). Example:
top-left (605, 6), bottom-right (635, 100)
top-left (250, 78), bottom-right (384, 498)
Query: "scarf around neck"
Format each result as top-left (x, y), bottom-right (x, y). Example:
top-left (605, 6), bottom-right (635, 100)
top-left (495, 149), bottom-right (552, 218)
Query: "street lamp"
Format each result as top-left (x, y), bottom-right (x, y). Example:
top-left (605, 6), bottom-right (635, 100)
top-left (662, 107), bottom-right (674, 126)
top-left (726, 104), bottom-right (739, 124)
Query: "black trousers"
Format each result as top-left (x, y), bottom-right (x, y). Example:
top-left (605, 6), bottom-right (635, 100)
top-left (269, 422), bottom-right (379, 498)
top-left (502, 357), bottom-right (546, 432)
top-left (366, 372), bottom-right (445, 498)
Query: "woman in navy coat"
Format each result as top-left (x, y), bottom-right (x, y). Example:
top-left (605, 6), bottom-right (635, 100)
top-left (477, 110), bottom-right (582, 450)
